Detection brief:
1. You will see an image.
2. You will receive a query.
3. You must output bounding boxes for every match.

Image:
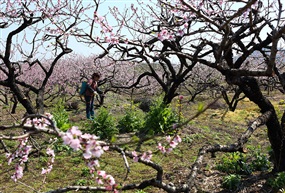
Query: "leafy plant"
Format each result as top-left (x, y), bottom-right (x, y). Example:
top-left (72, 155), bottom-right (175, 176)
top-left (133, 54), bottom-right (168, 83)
top-left (216, 152), bottom-right (251, 174)
top-left (135, 190), bottom-right (148, 193)
top-left (117, 103), bottom-right (145, 133)
top-left (216, 146), bottom-right (271, 176)
top-left (267, 172), bottom-right (285, 189)
top-left (141, 97), bottom-right (178, 135)
top-left (222, 174), bottom-right (241, 190)
top-left (53, 139), bottom-right (72, 153)
top-left (74, 179), bottom-right (87, 186)
top-left (182, 135), bottom-right (193, 144)
top-left (88, 107), bottom-right (118, 140)
top-left (52, 99), bottom-right (71, 131)
top-left (81, 167), bottom-right (91, 177)
top-left (250, 148), bottom-right (271, 171)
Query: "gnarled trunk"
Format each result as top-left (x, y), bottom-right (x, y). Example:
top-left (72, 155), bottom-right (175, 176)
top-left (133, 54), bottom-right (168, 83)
top-left (9, 83), bottom-right (36, 115)
top-left (232, 76), bottom-right (285, 171)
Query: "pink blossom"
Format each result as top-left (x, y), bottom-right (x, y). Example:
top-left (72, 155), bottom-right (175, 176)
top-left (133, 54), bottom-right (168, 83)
top-left (158, 143), bottom-right (166, 153)
top-left (132, 151), bottom-right (139, 162)
top-left (141, 150), bottom-right (152, 161)
top-left (98, 170), bottom-right (106, 177)
top-left (62, 132), bottom-right (73, 145)
top-left (168, 34), bottom-right (175, 41)
top-left (110, 36), bottom-right (119, 44)
top-left (11, 165), bottom-right (23, 182)
top-left (105, 174), bottom-right (116, 186)
top-left (166, 148), bottom-right (173, 153)
top-left (62, 129), bottom-right (82, 151)
top-left (173, 135), bottom-right (182, 143)
top-left (105, 185), bottom-right (113, 191)
top-left (103, 146), bottom-right (109, 151)
top-left (21, 155), bottom-right (29, 162)
top-left (104, 36), bottom-right (111, 43)
top-left (41, 165), bottom-right (53, 175)
top-left (69, 138), bottom-right (82, 151)
top-left (96, 177), bottom-right (104, 184)
top-left (81, 133), bottom-right (93, 140)
top-left (158, 29), bottom-right (168, 41)
top-left (41, 168), bottom-right (48, 174)
top-left (169, 140), bottom-right (178, 148)
top-left (177, 29), bottom-right (185, 36)
top-left (166, 135), bottom-right (171, 143)
top-left (69, 126), bottom-right (82, 136)
top-left (87, 160), bottom-right (100, 169)
top-left (124, 38), bottom-right (129, 44)
top-left (83, 140), bottom-right (104, 159)
top-left (46, 148), bottom-right (55, 157)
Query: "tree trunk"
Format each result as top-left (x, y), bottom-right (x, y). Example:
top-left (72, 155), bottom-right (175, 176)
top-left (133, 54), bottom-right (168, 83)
top-left (163, 83), bottom-right (180, 104)
top-left (11, 94), bottom-right (18, 114)
top-left (9, 83), bottom-right (36, 114)
top-left (36, 89), bottom-right (45, 114)
top-left (233, 77), bottom-right (285, 171)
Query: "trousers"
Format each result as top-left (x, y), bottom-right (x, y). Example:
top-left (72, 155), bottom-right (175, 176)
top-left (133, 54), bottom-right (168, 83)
top-left (84, 95), bottom-right (94, 119)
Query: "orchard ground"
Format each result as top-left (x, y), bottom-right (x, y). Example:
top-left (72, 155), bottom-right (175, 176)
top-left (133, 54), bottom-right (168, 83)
top-left (0, 91), bottom-right (283, 193)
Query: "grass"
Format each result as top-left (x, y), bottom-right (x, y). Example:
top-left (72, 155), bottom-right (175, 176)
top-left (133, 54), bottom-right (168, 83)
top-left (0, 92), bottom-right (276, 192)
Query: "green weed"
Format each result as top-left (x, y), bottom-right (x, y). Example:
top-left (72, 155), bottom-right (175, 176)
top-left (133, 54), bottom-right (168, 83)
top-left (222, 174), bottom-right (241, 190)
top-left (88, 107), bottom-right (118, 140)
top-left (216, 146), bottom-right (271, 175)
top-left (52, 99), bottom-right (71, 131)
top-left (216, 152), bottom-right (252, 174)
top-left (117, 102), bottom-right (145, 133)
top-left (267, 172), bottom-right (285, 189)
top-left (141, 97), bottom-right (178, 135)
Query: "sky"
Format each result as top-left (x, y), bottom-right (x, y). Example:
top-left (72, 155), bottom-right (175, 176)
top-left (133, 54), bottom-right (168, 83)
top-left (0, 0), bottom-right (140, 60)
top-left (71, 0), bottom-right (138, 56)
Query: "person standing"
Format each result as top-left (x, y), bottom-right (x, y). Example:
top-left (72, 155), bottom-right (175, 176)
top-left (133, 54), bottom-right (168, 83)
top-left (84, 72), bottom-right (103, 119)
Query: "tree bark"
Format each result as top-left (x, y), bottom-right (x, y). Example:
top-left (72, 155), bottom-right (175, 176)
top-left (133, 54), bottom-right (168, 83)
top-left (231, 76), bottom-right (285, 171)
top-left (9, 83), bottom-right (36, 114)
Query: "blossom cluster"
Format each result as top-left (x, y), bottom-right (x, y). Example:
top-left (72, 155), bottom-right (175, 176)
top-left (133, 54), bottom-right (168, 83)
top-left (23, 113), bottom-right (54, 129)
top-left (41, 148), bottom-right (55, 175)
top-left (6, 137), bottom-right (31, 182)
top-left (96, 170), bottom-right (118, 192)
top-left (131, 135), bottom-right (182, 163)
top-left (93, 11), bottom-right (119, 45)
top-left (132, 150), bottom-right (153, 162)
top-left (157, 135), bottom-right (182, 154)
top-left (61, 126), bottom-right (115, 189)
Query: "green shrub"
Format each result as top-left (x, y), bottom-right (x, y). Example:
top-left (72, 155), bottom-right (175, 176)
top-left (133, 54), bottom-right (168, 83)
top-left (81, 167), bottom-right (91, 177)
top-left (216, 152), bottom-right (251, 174)
top-left (74, 179), bottom-right (87, 186)
top-left (268, 172), bottom-right (285, 189)
top-left (117, 103), bottom-right (145, 133)
top-left (250, 148), bottom-right (271, 171)
top-left (88, 107), bottom-right (118, 140)
top-left (216, 146), bottom-right (271, 175)
top-left (222, 174), bottom-right (241, 190)
top-left (140, 97), bottom-right (178, 135)
top-left (53, 139), bottom-right (72, 153)
top-left (52, 99), bottom-right (71, 131)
